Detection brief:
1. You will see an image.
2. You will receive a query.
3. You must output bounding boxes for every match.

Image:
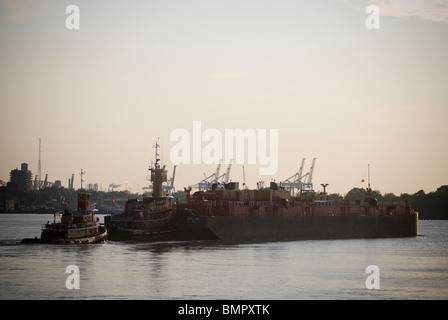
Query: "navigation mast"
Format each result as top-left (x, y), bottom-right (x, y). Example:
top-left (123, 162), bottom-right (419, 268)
top-left (366, 164), bottom-right (372, 198)
top-left (149, 140), bottom-right (167, 197)
top-left (80, 169), bottom-right (85, 190)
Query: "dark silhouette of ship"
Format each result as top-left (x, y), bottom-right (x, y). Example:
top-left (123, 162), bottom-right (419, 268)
top-left (105, 142), bottom-right (176, 241)
top-left (105, 143), bottom-right (418, 243)
top-left (175, 180), bottom-right (418, 242)
top-left (22, 170), bottom-right (107, 244)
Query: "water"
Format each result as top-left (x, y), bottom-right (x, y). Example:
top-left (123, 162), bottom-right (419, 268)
top-left (0, 214), bottom-right (447, 300)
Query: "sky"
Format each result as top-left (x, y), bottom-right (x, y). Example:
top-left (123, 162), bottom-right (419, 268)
top-left (1, 0), bottom-right (447, 196)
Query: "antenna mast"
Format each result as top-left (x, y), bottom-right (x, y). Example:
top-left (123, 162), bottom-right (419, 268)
top-left (368, 164), bottom-right (370, 189)
top-left (366, 164), bottom-right (372, 197)
top-left (154, 139), bottom-right (160, 169)
top-left (150, 139), bottom-right (167, 197)
top-left (38, 138), bottom-right (42, 190)
top-left (242, 165), bottom-right (247, 189)
top-left (80, 169), bottom-right (85, 190)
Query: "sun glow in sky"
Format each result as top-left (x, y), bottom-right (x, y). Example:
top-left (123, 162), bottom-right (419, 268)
top-left (1, 0), bottom-right (447, 196)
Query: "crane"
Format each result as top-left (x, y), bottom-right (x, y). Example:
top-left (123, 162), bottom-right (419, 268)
top-left (214, 161), bottom-right (221, 183)
top-left (242, 165), bottom-right (247, 189)
top-left (43, 174), bottom-right (48, 189)
top-left (195, 164), bottom-right (219, 190)
top-left (281, 158), bottom-right (317, 196)
top-left (307, 158), bottom-right (316, 184)
top-left (192, 159), bottom-right (232, 190)
top-left (162, 165), bottom-right (177, 194)
top-left (170, 165), bottom-right (176, 191)
top-left (301, 158), bottom-right (316, 192)
top-left (298, 158), bottom-right (305, 182)
top-left (223, 160), bottom-right (232, 184)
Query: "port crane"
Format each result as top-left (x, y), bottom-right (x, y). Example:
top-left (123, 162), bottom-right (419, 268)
top-left (192, 160), bottom-right (232, 190)
top-left (242, 165), bottom-right (247, 189)
top-left (32, 173), bottom-right (54, 190)
top-left (223, 160), bottom-right (232, 184)
top-left (281, 158), bottom-right (316, 196)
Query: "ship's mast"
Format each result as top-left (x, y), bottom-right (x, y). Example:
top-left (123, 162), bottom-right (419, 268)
top-left (80, 169), bottom-right (85, 190)
top-left (38, 138), bottom-right (42, 190)
top-left (366, 164), bottom-right (372, 197)
top-left (368, 164), bottom-right (370, 189)
top-left (150, 140), bottom-right (167, 197)
top-left (78, 169), bottom-right (90, 213)
top-left (154, 141), bottom-right (160, 169)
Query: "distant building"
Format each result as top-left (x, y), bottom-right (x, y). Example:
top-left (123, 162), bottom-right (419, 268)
top-left (10, 163), bottom-right (33, 190)
top-left (87, 183), bottom-right (98, 191)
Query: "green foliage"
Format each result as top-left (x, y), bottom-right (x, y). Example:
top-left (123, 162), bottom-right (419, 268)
top-left (327, 193), bottom-right (343, 200)
top-left (344, 188), bottom-right (366, 202)
top-left (342, 185), bottom-right (448, 219)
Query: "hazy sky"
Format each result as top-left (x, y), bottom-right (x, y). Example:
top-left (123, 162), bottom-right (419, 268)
top-left (1, 0), bottom-right (447, 196)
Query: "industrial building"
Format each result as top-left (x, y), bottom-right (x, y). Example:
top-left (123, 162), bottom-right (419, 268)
top-left (9, 163), bottom-right (33, 190)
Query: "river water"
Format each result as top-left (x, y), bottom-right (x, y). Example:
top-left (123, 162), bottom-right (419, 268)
top-left (0, 214), bottom-right (447, 300)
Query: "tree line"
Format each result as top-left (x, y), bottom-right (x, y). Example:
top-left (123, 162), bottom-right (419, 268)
top-left (325, 185), bottom-right (448, 219)
top-left (1, 182), bottom-right (447, 219)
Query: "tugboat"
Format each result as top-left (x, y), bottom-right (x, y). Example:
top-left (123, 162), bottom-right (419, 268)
top-left (104, 142), bottom-right (177, 241)
top-left (22, 170), bottom-right (108, 244)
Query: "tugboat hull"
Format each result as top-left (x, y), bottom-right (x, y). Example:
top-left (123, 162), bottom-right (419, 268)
top-left (105, 214), bottom-right (178, 241)
top-left (22, 227), bottom-right (108, 244)
top-left (104, 141), bottom-right (179, 243)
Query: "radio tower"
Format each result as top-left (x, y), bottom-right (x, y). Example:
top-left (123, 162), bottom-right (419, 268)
top-left (38, 138), bottom-right (42, 190)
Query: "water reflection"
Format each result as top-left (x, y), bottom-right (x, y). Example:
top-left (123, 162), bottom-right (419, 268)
top-left (1, 219), bottom-right (447, 299)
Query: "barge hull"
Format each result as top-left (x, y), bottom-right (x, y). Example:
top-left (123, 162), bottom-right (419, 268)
top-left (106, 228), bottom-right (178, 242)
top-left (178, 213), bottom-right (418, 243)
